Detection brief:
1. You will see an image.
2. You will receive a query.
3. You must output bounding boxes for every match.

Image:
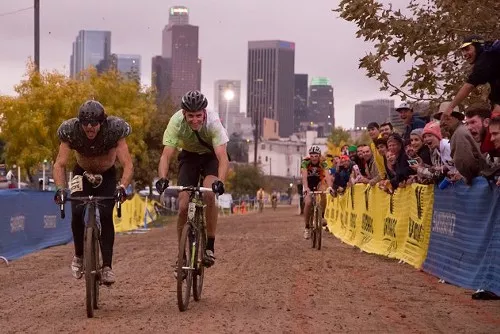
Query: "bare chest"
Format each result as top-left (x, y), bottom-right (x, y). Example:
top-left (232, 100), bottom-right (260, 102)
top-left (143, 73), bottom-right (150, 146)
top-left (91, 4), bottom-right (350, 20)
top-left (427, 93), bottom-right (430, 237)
top-left (76, 149), bottom-right (117, 173)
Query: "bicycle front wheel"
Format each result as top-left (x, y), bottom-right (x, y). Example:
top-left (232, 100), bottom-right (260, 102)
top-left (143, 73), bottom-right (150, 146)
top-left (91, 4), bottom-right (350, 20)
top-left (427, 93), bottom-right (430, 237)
top-left (84, 225), bottom-right (97, 318)
top-left (316, 207), bottom-right (322, 250)
top-left (177, 224), bottom-right (193, 312)
top-left (192, 225), bottom-right (206, 302)
top-left (311, 207), bottom-right (317, 249)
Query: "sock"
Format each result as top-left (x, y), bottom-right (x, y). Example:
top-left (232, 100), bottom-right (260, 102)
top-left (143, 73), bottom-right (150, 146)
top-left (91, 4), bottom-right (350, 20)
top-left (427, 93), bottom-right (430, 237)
top-left (207, 237), bottom-right (215, 252)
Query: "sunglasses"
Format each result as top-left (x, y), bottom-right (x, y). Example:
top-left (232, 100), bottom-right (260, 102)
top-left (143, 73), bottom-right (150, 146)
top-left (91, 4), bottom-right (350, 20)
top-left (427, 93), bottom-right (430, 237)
top-left (80, 120), bottom-right (101, 127)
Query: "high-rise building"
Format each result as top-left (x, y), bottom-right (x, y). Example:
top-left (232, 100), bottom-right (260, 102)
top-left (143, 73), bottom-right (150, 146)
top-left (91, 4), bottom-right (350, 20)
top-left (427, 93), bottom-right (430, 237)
top-left (151, 56), bottom-right (172, 105)
top-left (247, 40), bottom-right (295, 137)
top-left (98, 53), bottom-right (141, 82)
top-left (169, 6), bottom-right (189, 26)
top-left (354, 99), bottom-right (394, 129)
top-left (294, 74), bottom-right (308, 132)
top-left (70, 30), bottom-right (111, 78)
top-left (115, 54), bottom-right (141, 80)
top-left (308, 77), bottom-right (334, 136)
top-left (160, 9), bottom-right (201, 105)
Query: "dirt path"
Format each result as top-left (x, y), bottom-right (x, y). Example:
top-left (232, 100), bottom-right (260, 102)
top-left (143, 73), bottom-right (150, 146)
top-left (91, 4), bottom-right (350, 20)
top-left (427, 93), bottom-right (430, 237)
top-left (0, 206), bottom-right (499, 333)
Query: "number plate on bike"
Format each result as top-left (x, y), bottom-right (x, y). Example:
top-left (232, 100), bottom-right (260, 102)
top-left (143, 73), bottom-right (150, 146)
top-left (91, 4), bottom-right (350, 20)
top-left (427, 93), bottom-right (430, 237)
top-left (188, 202), bottom-right (196, 220)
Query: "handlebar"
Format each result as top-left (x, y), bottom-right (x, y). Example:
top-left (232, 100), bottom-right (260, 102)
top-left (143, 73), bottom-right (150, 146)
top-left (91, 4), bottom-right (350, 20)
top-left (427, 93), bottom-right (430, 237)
top-left (59, 195), bottom-right (122, 219)
top-left (167, 186), bottom-right (214, 193)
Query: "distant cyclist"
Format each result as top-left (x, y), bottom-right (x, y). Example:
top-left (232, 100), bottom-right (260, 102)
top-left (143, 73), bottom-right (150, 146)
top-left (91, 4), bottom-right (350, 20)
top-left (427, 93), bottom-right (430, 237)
top-left (301, 145), bottom-right (334, 239)
top-left (155, 90), bottom-right (228, 268)
top-left (256, 187), bottom-right (265, 212)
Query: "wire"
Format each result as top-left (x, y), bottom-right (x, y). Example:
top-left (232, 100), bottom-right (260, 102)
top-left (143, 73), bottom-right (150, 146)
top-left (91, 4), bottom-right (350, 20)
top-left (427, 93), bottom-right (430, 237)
top-left (0, 6), bottom-right (34, 18)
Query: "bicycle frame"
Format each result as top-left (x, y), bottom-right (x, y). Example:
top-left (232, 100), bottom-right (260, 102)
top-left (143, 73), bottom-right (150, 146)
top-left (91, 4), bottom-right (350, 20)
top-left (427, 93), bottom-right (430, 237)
top-left (168, 185), bottom-right (214, 312)
top-left (59, 195), bottom-right (121, 318)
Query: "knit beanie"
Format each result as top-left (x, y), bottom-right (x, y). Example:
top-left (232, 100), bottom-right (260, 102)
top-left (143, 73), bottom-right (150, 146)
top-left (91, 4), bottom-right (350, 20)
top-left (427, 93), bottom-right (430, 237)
top-left (422, 121), bottom-right (442, 140)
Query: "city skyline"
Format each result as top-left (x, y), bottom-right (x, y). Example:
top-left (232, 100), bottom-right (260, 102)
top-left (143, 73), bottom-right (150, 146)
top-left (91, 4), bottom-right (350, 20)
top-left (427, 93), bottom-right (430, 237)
top-left (0, 0), bottom-right (407, 128)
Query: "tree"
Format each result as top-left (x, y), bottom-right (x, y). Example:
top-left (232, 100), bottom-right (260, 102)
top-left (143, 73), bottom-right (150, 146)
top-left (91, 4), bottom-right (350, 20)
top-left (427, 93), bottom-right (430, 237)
top-left (0, 62), bottom-right (155, 182)
top-left (334, 0), bottom-right (500, 109)
top-left (326, 126), bottom-right (352, 156)
top-left (353, 130), bottom-right (372, 146)
top-left (225, 164), bottom-right (264, 198)
top-left (0, 137), bottom-right (5, 163)
top-left (133, 98), bottom-right (178, 190)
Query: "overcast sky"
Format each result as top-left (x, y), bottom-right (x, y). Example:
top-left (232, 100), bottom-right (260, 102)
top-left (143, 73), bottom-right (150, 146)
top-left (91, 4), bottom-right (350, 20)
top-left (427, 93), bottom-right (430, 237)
top-left (0, 0), bottom-right (406, 128)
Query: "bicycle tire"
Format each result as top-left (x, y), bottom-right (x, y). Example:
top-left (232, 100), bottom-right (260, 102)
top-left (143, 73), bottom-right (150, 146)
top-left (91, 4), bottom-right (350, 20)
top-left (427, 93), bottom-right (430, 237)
top-left (177, 224), bottom-right (193, 312)
top-left (311, 207), bottom-right (317, 248)
top-left (84, 224), bottom-right (95, 318)
top-left (92, 228), bottom-right (101, 309)
top-left (192, 219), bottom-right (206, 302)
top-left (316, 207), bottom-right (322, 250)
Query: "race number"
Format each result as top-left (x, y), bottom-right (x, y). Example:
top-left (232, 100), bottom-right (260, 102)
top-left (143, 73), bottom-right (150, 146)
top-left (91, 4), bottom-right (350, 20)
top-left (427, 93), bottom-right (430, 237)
top-left (70, 175), bottom-right (84, 194)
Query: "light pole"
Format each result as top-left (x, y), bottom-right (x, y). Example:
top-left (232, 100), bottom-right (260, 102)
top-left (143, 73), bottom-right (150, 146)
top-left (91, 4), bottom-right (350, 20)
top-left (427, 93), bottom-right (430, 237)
top-left (223, 89), bottom-right (235, 131)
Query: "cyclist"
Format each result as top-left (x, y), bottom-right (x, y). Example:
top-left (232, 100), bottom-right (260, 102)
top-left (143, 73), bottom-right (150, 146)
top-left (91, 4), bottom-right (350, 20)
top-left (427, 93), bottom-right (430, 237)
top-left (53, 100), bottom-right (133, 285)
top-left (256, 187), bottom-right (265, 212)
top-left (300, 145), bottom-right (333, 239)
top-left (301, 145), bottom-right (334, 239)
top-left (270, 190), bottom-right (278, 209)
top-left (155, 90), bottom-right (228, 268)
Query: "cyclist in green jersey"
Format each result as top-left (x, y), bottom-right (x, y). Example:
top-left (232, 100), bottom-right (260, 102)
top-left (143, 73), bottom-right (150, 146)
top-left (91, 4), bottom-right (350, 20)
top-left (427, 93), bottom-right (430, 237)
top-left (156, 90), bottom-right (229, 268)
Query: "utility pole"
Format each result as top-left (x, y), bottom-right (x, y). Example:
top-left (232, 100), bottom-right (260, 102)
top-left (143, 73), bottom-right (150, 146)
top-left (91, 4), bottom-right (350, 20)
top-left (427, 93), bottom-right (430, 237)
top-left (253, 115), bottom-right (259, 167)
top-left (34, 0), bottom-right (40, 71)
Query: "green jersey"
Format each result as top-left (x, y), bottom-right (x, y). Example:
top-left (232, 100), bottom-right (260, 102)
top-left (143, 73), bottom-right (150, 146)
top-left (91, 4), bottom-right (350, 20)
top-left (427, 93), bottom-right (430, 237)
top-left (162, 110), bottom-right (229, 154)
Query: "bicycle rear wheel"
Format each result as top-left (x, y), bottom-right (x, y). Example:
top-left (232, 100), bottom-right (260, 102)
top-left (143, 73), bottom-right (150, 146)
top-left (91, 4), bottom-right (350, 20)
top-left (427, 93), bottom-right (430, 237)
top-left (192, 222), bottom-right (206, 301)
top-left (84, 225), bottom-right (96, 318)
top-left (177, 224), bottom-right (193, 312)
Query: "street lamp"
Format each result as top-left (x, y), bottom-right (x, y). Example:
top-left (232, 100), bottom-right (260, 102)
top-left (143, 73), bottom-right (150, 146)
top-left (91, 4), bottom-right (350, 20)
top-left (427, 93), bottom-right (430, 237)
top-left (223, 89), bottom-right (235, 130)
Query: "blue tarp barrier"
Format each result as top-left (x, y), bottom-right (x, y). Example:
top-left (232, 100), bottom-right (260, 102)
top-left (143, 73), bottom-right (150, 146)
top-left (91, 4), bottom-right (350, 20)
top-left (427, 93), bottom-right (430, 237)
top-left (0, 189), bottom-right (72, 261)
top-left (423, 177), bottom-right (500, 295)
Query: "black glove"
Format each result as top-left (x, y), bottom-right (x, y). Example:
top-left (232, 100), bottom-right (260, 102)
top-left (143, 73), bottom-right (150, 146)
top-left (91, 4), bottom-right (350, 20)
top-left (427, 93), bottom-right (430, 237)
top-left (155, 178), bottom-right (169, 195)
top-left (212, 180), bottom-right (225, 195)
top-left (54, 188), bottom-right (69, 205)
top-left (114, 185), bottom-right (127, 203)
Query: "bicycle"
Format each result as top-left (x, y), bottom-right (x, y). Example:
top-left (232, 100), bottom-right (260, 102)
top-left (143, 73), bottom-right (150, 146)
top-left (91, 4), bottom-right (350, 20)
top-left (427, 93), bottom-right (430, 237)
top-left (167, 185), bottom-right (214, 312)
top-left (271, 197), bottom-right (277, 210)
top-left (307, 190), bottom-right (326, 250)
top-left (59, 194), bottom-right (122, 318)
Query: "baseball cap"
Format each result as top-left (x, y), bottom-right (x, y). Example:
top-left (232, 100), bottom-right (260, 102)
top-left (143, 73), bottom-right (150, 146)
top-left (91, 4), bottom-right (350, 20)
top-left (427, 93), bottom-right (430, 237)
top-left (396, 102), bottom-right (412, 112)
top-left (459, 35), bottom-right (485, 49)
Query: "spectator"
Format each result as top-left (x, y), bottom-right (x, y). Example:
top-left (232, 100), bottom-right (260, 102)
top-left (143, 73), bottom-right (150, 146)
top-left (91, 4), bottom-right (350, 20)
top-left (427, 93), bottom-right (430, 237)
top-left (374, 137), bottom-right (388, 157)
top-left (379, 122), bottom-right (394, 139)
top-left (367, 122), bottom-right (387, 180)
top-left (360, 145), bottom-right (381, 186)
top-left (435, 102), bottom-right (489, 185)
top-left (396, 102), bottom-right (426, 143)
top-left (380, 133), bottom-right (415, 192)
top-left (465, 103), bottom-right (500, 165)
top-left (409, 128), bottom-right (432, 165)
top-left (490, 116), bottom-right (500, 151)
top-left (356, 145), bottom-right (367, 176)
top-left (445, 35), bottom-right (500, 118)
top-left (334, 155), bottom-right (352, 193)
top-left (412, 121), bottom-right (455, 184)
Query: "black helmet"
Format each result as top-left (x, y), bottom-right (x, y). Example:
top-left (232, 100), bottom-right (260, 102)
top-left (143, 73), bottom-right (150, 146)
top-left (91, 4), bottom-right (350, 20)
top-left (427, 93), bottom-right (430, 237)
top-left (78, 100), bottom-right (107, 121)
top-left (181, 90), bottom-right (208, 112)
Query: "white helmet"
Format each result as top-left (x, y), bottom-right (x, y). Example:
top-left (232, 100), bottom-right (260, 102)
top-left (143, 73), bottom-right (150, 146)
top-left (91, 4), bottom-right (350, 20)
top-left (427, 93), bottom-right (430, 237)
top-left (309, 145), bottom-right (321, 155)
